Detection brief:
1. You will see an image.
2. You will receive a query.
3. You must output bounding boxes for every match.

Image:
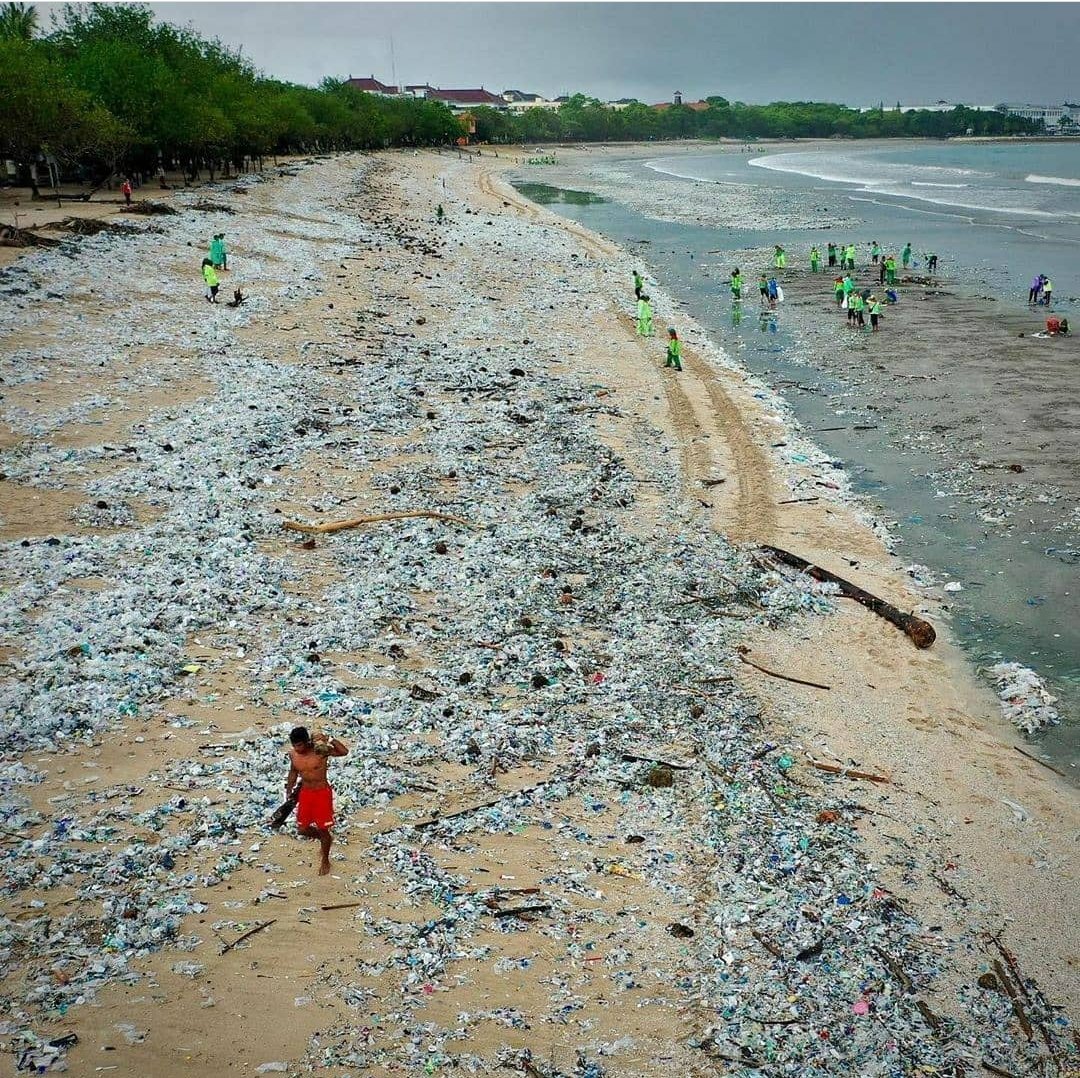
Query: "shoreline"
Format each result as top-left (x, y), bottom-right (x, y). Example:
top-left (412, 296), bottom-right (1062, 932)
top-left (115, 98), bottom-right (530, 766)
top-left (507, 144), bottom-right (1080, 767)
top-left (0, 149), bottom-right (1076, 1075)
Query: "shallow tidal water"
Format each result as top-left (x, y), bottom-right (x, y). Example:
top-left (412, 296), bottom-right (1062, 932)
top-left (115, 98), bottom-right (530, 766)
top-left (513, 170), bottom-right (1079, 773)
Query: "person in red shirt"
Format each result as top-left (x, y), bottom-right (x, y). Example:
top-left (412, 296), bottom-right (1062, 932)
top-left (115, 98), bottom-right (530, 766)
top-left (121, 178), bottom-right (132, 206)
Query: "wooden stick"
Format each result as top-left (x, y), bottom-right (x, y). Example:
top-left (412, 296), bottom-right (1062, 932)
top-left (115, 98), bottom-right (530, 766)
top-left (985, 933), bottom-right (1031, 1001)
top-left (760, 544), bottom-right (936, 648)
top-left (383, 771), bottom-right (576, 834)
top-left (621, 752), bottom-right (695, 770)
top-left (810, 759), bottom-right (890, 784)
top-left (492, 903), bottom-right (551, 918)
top-left (320, 901), bottom-right (365, 912)
top-left (219, 919), bottom-right (275, 954)
top-left (751, 929), bottom-right (784, 959)
top-left (283, 510), bottom-right (474, 534)
top-left (1012, 745), bottom-right (1067, 778)
top-left (992, 959), bottom-right (1034, 1040)
top-left (739, 653), bottom-right (831, 690)
top-left (980, 1062), bottom-right (1019, 1078)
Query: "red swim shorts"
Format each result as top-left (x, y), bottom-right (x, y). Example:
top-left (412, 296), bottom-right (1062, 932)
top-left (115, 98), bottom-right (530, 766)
top-left (296, 786), bottom-right (334, 830)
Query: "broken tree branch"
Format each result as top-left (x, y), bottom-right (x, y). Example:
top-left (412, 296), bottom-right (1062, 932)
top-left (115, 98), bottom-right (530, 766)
top-left (759, 544), bottom-right (936, 648)
top-left (384, 771), bottom-right (578, 834)
top-left (621, 752), bottom-right (695, 770)
top-left (492, 904), bottom-right (552, 918)
top-left (810, 760), bottom-right (890, 784)
top-left (751, 929), bottom-right (784, 959)
top-left (219, 919), bottom-right (275, 954)
top-left (980, 1062), bottom-right (1019, 1078)
top-left (992, 959), bottom-right (1034, 1041)
top-left (283, 510), bottom-right (474, 534)
top-left (1012, 746), bottom-right (1067, 778)
top-left (738, 652), bottom-right (831, 690)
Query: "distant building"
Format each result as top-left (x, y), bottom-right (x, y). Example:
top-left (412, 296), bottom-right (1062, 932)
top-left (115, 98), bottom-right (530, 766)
top-left (996, 102), bottom-right (1080, 129)
top-left (502, 90), bottom-right (561, 112)
top-left (653, 97), bottom-right (709, 112)
top-left (424, 88), bottom-right (507, 111)
top-left (859, 100), bottom-right (996, 114)
top-left (606, 98), bottom-right (640, 111)
top-left (344, 75), bottom-right (400, 96)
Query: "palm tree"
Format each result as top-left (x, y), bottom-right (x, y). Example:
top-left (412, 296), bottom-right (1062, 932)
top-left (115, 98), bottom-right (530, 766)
top-left (0, 2), bottom-right (38, 41)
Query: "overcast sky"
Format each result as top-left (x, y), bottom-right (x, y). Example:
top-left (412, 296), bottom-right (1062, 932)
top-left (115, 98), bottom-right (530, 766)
top-left (37, 2), bottom-right (1080, 107)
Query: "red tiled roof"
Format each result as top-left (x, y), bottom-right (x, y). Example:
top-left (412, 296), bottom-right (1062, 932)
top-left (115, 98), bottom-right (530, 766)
top-left (345, 77), bottom-right (397, 94)
top-left (652, 100), bottom-right (709, 112)
top-left (426, 89), bottom-right (504, 106)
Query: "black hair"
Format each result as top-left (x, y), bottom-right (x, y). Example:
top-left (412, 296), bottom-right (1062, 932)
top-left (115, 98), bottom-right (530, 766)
top-left (290, 726), bottom-right (310, 745)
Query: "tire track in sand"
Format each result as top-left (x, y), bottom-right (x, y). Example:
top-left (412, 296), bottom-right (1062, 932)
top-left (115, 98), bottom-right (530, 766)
top-left (472, 160), bottom-right (777, 542)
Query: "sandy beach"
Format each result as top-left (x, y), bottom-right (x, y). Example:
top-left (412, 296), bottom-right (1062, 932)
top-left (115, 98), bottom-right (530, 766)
top-left (0, 149), bottom-right (1077, 1076)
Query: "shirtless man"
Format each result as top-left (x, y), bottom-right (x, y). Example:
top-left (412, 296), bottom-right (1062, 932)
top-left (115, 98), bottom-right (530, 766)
top-left (284, 726), bottom-right (347, 875)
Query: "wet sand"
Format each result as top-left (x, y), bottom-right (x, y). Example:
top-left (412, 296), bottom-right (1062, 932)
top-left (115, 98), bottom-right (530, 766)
top-left (509, 142), bottom-right (1080, 765)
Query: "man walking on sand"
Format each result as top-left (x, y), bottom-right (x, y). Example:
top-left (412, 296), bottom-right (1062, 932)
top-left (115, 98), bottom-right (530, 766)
top-left (283, 726), bottom-right (348, 875)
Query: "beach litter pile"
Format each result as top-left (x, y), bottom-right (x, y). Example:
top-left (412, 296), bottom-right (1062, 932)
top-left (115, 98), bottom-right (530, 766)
top-left (0, 153), bottom-right (1074, 1076)
top-left (987, 661), bottom-right (1062, 737)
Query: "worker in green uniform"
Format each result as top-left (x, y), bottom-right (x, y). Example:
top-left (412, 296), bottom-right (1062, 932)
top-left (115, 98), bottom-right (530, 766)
top-left (810, 246), bottom-right (821, 273)
top-left (636, 293), bottom-right (654, 337)
top-left (730, 268), bottom-right (743, 300)
top-left (902, 242), bottom-right (912, 269)
top-left (665, 327), bottom-right (683, 371)
top-left (633, 269), bottom-right (644, 299)
top-left (202, 258), bottom-right (220, 303)
top-left (851, 291), bottom-right (866, 328)
top-left (774, 245), bottom-right (786, 269)
top-left (834, 276), bottom-right (845, 306)
top-left (758, 273), bottom-right (769, 306)
top-left (870, 295), bottom-right (883, 331)
top-left (870, 241), bottom-right (881, 265)
top-left (885, 254), bottom-right (897, 286)
top-left (845, 243), bottom-right (856, 271)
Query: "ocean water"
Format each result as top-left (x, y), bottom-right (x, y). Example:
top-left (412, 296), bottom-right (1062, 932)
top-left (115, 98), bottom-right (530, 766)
top-left (512, 141), bottom-right (1080, 772)
top-left (647, 141), bottom-right (1080, 296)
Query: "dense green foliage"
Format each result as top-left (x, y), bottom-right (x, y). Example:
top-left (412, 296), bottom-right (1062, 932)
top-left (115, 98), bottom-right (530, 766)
top-left (0, 1), bottom-right (36, 42)
top-left (0, 3), bottom-right (462, 185)
top-left (473, 94), bottom-right (1044, 143)
top-left (0, 3), bottom-right (1047, 189)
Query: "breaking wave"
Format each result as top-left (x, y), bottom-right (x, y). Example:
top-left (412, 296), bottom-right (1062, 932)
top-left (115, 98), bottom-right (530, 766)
top-left (1026, 173), bottom-right (1080, 187)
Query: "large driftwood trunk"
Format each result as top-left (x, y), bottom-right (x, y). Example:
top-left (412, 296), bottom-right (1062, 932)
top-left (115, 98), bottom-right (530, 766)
top-left (760, 544), bottom-right (937, 649)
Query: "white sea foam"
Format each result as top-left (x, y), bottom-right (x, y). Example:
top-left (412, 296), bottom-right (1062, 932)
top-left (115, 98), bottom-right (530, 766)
top-left (747, 153), bottom-right (1067, 219)
top-left (1026, 173), bottom-right (1080, 187)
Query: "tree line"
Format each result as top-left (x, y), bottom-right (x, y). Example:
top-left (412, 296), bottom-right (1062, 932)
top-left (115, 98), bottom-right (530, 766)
top-left (0, 2), bottom-right (1046, 195)
top-left (475, 94), bottom-right (1044, 144)
top-left (0, 2), bottom-right (463, 193)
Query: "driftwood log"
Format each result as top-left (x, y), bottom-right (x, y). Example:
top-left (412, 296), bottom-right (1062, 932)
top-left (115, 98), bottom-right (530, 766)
top-left (283, 510), bottom-right (473, 534)
top-left (760, 545), bottom-right (936, 649)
